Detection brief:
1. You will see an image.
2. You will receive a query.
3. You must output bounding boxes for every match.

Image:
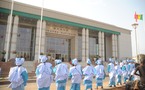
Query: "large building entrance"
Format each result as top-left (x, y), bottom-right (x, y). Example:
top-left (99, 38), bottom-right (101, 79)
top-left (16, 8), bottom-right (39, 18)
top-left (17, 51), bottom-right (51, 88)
top-left (44, 22), bottom-right (78, 61)
top-left (45, 37), bottom-right (71, 61)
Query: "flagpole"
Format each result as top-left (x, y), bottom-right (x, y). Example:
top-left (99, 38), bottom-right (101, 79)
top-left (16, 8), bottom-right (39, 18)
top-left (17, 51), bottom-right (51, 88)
top-left (132, 23), bottom-right (138, 63)
top-left (38, 0), bottom-right (44, 62)
top-left (5, 0), bottom-right (14, 62)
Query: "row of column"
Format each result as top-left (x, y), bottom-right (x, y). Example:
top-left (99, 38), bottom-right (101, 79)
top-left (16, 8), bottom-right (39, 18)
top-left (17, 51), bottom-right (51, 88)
top-left (4, 15), bottom-right (46, 61)
top-left (82, 28), bottom-right (89, 61)
top-left (82, 29), bottom-right (118, 61)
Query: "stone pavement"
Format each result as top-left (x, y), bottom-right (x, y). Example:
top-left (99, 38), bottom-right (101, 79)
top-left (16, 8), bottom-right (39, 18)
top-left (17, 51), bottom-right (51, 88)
top-left (0, 77), bottom-right (125, 90)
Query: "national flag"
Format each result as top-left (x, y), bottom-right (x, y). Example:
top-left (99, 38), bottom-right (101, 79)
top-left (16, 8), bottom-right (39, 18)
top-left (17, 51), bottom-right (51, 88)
top-left (134, 12), bottom-right (143, 22)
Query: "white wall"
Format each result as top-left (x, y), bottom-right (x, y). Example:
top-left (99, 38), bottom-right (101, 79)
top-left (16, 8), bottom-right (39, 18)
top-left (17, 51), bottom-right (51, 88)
top-left (118, 33), bottom-right (132, 59)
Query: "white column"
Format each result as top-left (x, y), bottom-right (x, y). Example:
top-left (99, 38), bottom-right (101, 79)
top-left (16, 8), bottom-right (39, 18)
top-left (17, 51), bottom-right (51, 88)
top-left (98, 31), bottom-right (102, 58)
top-left (41, 21), bottom-right (46, 53)
top-left (4, 15), bottom-right (13, 61)
top-left (112, 34), bottom-right (115, 57)
top-left (34, 20), bottom-right (41, 60)
top-left (10, 16), bottom-right (19, 58)
top-left (75, 31), bottom-right (78, 58)
top-left (115, 35), bottom-right (118, 59)
top-left (82, 28), bottom-right (86, 61)
top-left (86, 29), bottom-right (89, 60)
top-left (71, 33), bottom-right (78, 59)
top-left (101, 32), bottom-right (105, 61)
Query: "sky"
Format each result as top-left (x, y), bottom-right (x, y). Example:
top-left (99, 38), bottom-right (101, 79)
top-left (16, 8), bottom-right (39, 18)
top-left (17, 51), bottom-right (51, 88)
top-left (14, 0), bottom-right (145, 57)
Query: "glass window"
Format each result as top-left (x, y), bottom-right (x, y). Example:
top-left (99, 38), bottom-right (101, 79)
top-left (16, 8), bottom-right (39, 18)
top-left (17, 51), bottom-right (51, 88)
top-left (16, 16), bottom-right (37, 60)
top-left (45, 37), bottom-right (69, 60)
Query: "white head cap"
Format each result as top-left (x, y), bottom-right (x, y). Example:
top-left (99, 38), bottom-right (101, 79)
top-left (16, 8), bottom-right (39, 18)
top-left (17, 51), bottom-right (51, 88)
top-left (15, 58), bottom-right (25, 66)
top-left (55, 59), bottom-right (61, 64)
top-left (86, 58), bottom-right (91, 64)
top-left (96, 59), bottom-right (102, 65)
top-left (40, 55), bottom-right (48, 63)
top-left (72, 58), bottom-right (78, 65)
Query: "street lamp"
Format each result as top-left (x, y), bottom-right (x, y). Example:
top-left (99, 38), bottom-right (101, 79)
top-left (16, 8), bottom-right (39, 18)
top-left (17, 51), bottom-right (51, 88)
top-left (132, 23), bottom-right (139, 63)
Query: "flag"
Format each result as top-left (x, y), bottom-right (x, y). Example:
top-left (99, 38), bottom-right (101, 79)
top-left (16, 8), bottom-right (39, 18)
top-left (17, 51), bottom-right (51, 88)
top-left (134, 12), bottom-right (143, 22)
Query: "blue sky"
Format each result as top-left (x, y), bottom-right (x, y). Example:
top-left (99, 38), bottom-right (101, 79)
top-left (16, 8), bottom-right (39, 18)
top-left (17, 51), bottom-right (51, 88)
top-left (14, 0), bottom-right (145, 56)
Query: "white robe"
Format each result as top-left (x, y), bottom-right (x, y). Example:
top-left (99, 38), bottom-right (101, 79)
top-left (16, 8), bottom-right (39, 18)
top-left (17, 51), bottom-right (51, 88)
top-left (55, 63), bottom-right (68, 81)
top-left (8, 66), bottom-right (27, 88)
top-left (69, 65), bottom-right (82, 83)
top-left (83, 65), bottom-right (95, 81)
top-left (36, 63), bottom-right (53, 88)
top-left (95, 65), bottom-right (105, 78)
top-left (108, 63), bottom-right (116, 78)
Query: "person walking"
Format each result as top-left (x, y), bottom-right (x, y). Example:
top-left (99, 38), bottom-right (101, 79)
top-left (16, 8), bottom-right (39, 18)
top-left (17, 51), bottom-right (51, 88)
top-left (107, 58), bottom-right (116, 87)
top-left (115, 61), bottom-right (122, 85)
top-left (95, 59), bottom-right (106, 89)
top-left (83, 58), bottom-right (96, 90)
top-left (8, 58), bottom-right (28, 90)
top-left (35, 55), bottom-right (53, 90)
top-left (53, 59), bottom-right (68, 90)
top-left (122, 60), bottom-right (129, 84)
top-left (69, 58), bottom-right (82, 90)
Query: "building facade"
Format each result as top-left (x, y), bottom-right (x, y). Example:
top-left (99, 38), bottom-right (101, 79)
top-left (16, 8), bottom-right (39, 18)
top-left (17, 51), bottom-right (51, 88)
top-left (0, 0), bottom-right (132, 62)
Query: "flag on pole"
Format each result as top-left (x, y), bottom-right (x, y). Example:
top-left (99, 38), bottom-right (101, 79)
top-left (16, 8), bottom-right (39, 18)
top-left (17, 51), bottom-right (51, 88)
top-left (134, 12), bottom-right (143, 22)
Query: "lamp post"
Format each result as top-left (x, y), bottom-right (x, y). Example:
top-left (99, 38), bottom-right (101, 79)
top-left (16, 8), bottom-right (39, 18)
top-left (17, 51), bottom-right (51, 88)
top-left (38, 0), bottom-right (44, 62)
top-left (132, 23), bottom-right (139, 63)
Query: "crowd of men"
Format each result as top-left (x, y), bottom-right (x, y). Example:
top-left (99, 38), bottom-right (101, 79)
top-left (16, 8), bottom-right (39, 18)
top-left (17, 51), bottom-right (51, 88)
top-left (7, 55), bottom-right (145, 90)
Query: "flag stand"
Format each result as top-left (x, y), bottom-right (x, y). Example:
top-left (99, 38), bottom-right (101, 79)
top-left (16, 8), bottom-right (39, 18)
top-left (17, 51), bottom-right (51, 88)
top-left (132, 23), bottom-right (139, 63)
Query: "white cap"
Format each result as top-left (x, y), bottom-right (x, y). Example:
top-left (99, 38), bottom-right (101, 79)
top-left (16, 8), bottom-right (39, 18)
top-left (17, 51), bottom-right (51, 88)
top-left (55, 59), bottom-right (61, 64)
top-left (15, 58), bottom-right (25, 66)
top-left (40, 55), bottom-right (48, 63)
top-left (72, 58), bottom-right (78, 65)
top-left (96, 59), bottom-right (102, 65)
top-left (86, 58), bottom-right (91, 64)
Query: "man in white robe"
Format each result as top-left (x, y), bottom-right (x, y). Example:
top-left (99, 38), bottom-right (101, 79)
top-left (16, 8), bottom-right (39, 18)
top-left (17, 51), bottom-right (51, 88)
top-left (115, 61), bottom-right (122, 85)
top-left (35, 55), bottom-right (53, 90)
top-left (83, 58), bottom-right (96, 90)
top-left (107, 58), bottom-right (116, 87)
top-left (69, 58), bottom-right (82, 90)
top-left (122, 60), bottom-right (129, 84)
top-left (53, 59), bottom-right (68, 90)
top-left (8, 58), bottom-right (28, 90)
top-left (95, 59), bottom-right (105, 89)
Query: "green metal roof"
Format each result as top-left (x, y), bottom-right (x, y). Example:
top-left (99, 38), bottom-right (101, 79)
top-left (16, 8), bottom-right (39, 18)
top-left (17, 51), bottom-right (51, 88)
top-left (0, 7), bottom-right (120, 35)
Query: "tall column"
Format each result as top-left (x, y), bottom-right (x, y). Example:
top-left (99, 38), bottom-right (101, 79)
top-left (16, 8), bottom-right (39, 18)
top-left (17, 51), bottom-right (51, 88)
top-left (82, 28), bottom-right (86, 61)
top-left (98, 31), bottom-right (102, 58)
top-left (41, 21), bottom-right (46, 53)
top-left (34, 20), bottom-right (40, 60)
top-left (86, 29), bottom-right (89, 60)
top-left (114, 35), bottom-right (118, 59)
top-left (71, 32), bottom-right (78, 59)
top-left (112, 34), bottom-right (115, 58)
top-left (101, 32), bottom-right (105, 61)
top-left (4, 15), bottom-right (13, 61)
top-left (75, 31), bottom-right (78, 58)
top-left (10, 16), bottom-right (19, 58)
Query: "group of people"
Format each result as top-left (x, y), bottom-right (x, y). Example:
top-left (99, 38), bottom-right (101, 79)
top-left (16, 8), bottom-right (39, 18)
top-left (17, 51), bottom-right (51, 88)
top-left (7, 55), bottom-right (145, 90)
top-left (107, 58), bottom-right (145, 90)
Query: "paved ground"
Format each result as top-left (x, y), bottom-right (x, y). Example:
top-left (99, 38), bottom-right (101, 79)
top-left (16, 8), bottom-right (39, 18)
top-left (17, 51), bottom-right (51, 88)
top-left (0, 77), bottom-right (125, 90)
